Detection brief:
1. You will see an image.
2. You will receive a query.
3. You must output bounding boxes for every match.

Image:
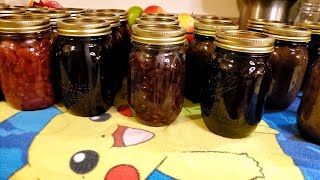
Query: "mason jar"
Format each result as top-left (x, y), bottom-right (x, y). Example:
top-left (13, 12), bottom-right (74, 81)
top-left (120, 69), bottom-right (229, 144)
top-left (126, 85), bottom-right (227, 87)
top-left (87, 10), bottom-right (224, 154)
top-left (129, 24), bottom-right (186, 126)
top-left (0, 15), bottom-right (55, 110)
top-left (0, 3), bottom-right (10, 8)
top-left (201, 30), bottom-right (274, 138)
top-left (141, 13), bottom-right (178, 20)
top-left (136, 17), bottom-right (179, 25)
top-left (297, 58), bottom-right (320, 145)
top-left (247, 19), bottom-right (284, 32)
top-left (96, 9), bottom-right (131, 89)
top-left (198, 15), bottom-right (233, 23)
top-left (264, 25), bottom-right (311, 110)
top-left (14, 6), bottom-right (48, 12)
top-left (0, 7), bottom-right (25, 15)
top-left (298, 21), bottom-right (320, 90)
top-left (55, 8), bottom-right (85, 17)
top-left (56, 18), bottom-right (113, 116)
top-left (185, 21), bottom-right (238, 103)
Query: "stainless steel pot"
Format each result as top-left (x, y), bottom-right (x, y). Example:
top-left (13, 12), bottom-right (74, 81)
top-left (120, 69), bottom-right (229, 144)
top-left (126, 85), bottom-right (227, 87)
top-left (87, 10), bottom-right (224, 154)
top-left (238, 0), bottom-right (297, 29)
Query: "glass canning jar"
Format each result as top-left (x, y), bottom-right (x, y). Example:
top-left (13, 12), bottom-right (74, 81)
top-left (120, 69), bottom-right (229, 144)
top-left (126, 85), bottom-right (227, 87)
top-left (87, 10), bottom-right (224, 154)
top-left (141, 13), bottom-right (178, 20)
top-left (56, 18), bottom-right (113, 117)
top-left (0, 3), bottom-right (10, 8)
top-left (198, 15), bottom-right (233, 23)
top-left (0, 15), bottom-right (55, 110)
top-left (298, 21), bottom-right (320, 90)
top-left (0, 7), bottom-right (25, 15)
top-left (129, 24), bottom-right (186, 126)
top-left (185, 21), bottom-right (238, 103)
top-left (264, 25), bottom-right (311, 110)
top-left (55, 8), bottom-right (85, 17)
top-left (292, 2), bottom-right (320, 25)
top-left (96, 9), bottom-right (131, 89)
top-left (247, 19), bottom-right (284, 32)
top-left (201, 30), bottom-right (274, 138)
top-left (297, 58), bottom-right (320, 145)
top-left (14, 6), bottom-right (48, 12)
top-left (136, 17), bottom-right (179, 25)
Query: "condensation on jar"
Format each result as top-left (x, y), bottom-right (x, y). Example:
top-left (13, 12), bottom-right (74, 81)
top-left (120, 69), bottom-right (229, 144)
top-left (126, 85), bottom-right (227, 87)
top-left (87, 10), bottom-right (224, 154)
top-left (0, 15), bottom-right (55, 110)
top-left (247, 19), bottom-right (284, 32)
top-left (298, 22), bottom-right (320, 90)
top-left (129, 24), bottom-right (186, 126)
top-left (201, 30), bottom-right (275, 138)
top-left (185, 20), bottom-right (238, 103)
top-left (297, 58), bottom-right (320, 145)
top-left (56, 18), bottom-right (113, 117)
top-left (264, 25), bottom-right (311, 110)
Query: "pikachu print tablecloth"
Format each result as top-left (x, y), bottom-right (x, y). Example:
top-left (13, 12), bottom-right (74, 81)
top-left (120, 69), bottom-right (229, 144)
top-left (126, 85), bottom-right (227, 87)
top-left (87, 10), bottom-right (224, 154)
top-left (0, 91), bottom-right (319, 180)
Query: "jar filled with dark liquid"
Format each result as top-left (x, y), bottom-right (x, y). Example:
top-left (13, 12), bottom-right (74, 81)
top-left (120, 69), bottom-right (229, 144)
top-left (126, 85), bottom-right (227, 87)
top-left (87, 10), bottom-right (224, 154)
top-left (298, 22), bottom-right (320, 90)
top-left (56, 18), bottom-right (113, 117)
top-left (265, 25), bottom-right (311, 110)
top-left (96, 9), bottom-right (131, 88)
top-left (185, 21), bottom-right (238, 103)
top-left (201, 30), bottom-right (275, 138)
top-left (297, 58), bottom-right (320, 145)
top-left (129, 24), bottom-right (186, 126)
top-left (247, 19), bottom-right (284, 32)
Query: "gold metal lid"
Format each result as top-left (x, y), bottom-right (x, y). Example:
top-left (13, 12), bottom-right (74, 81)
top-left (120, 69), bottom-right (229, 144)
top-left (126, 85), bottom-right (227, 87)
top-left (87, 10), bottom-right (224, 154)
top-left (215, 30), bottom-right (275, 53)
top-left (297, 21), bottom-right (320, 35)
top-left (198, 15), bottom-right (233, 23)
top-left (141, 13), bottom-right (177, 20)
top-left (0, 7), bottom-right (26, 14)
top-left (264, 25), bottom-right (312, 42)
top-left (131, 24), bottom-right (186, 45)
top-left (0, 14), bottom-right (51, 33)
top-left (14, 6), bottom-right (48, 11)
top-left (30, 10), bottom-right (71, 25)
top-left (247, 19), bottom-right (284, 32)
top-left (57, 18), bottom-right (111, 37)
top-left (194, 21), bottom-right (238, 37)
top-left (55, 8), bottom-right (85, 16)
top-left (95, 9), bottom-right (128, 22)
top-left (78, 12), bottom-right (120, 27)
top-left (0, 3), bottom-right (10, 8)
top-left (136, 17), bottom-right (179, 25)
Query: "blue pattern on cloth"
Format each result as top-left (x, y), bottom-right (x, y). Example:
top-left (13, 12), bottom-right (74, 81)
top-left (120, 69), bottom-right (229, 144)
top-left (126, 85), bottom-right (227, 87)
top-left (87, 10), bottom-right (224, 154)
top-left (263, 96), bottom-right (320, 180)
top-left (0, 107), bottom-right (62, 180)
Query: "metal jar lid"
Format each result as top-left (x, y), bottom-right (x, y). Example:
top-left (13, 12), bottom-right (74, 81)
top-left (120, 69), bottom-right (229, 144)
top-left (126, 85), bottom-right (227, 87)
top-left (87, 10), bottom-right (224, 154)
top-left (0, 14), bottom-right (51, 33)
top-left (55, 8), bottom-right (85, 17)
top-left (0, 7), bottom-right (26, 14)
top-left (78, 12), bottom-right (120, 27)
top-left (57, 18), bottom-right (111, 37)
top-left (297, 21), bottom-right (320, 35)
top-left (0, 3), bottom-right (10, 8)
top-left (14, 5), bottom-right (48, 11)
top-left (131, 24), bottom-right (186, 45)
top-left (136, 17), bottom-right (179, 25)
top-left (214, 30), bottom-right (275, 53)
top-left (194, 21), bottom-right (238, 37)
top-left (264, 25), bottom-right (312, 42)
top-left (96, 9), bottom-right (128, 22)
top-left (198, 15), bottom-right (233, 23)
top-left (247, 19), bottom-right (284, 32)
top-left (30, 10), bottom-right (71, 25)
top-left (141, 13), bottom-right (177, 20)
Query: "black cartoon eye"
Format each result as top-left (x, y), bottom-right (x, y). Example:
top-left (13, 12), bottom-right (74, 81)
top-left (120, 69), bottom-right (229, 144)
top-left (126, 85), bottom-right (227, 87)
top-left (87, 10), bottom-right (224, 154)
top-left (70, 150), bottom-right (99, 174)
top-left (89, 113), bottom-right (111, 122)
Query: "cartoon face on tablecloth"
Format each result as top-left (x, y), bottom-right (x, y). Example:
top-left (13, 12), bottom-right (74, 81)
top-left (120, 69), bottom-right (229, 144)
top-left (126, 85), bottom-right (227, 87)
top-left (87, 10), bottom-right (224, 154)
top-left (0, 99), bottom-right (302, 180)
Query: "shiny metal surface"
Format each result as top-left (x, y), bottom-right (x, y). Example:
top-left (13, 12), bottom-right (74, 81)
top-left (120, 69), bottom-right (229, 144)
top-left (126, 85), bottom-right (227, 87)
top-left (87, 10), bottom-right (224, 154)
top-left (239, 0), bottom-right (297, 29)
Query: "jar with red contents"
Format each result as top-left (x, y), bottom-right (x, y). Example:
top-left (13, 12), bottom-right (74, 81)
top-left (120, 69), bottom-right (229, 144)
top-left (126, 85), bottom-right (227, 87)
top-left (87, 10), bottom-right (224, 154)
top-left (129, 24), bottom-right (186, 126)
top-left (56, 18), bottom-right (113, 117)
top-left (0, 15), bottom-right (55, 110)
top-left (96, 9), bottom-right (131, 87)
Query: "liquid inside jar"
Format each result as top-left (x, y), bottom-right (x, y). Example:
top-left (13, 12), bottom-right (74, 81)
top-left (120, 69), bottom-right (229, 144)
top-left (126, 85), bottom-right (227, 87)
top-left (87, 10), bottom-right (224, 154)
top-left (128, 43), bottom-right (185, 126)
top-left (56, 35), bottom-right (113, 117)
top-left (0, 31), bottom-right (55, 110)
top-left (185, 34), bottom-right (215, 103)
top-left (119, 21), bottom-right (131, 78)
top-left (266, 40), bottom-right (308, 110)
top-left (201, 47), bottom-right (271, 138)
top-left (298, 59), bottom-right (320, 145)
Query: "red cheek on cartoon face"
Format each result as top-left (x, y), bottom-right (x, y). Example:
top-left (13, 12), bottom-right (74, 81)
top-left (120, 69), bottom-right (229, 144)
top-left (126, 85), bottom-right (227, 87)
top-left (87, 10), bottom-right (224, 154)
top-left (105, 164), bottom-right (140, 180)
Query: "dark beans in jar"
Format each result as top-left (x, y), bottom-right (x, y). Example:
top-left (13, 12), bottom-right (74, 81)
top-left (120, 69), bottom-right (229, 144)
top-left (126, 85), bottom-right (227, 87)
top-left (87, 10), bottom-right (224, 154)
top-left (119, 21), bottom-right (131, 77)
top-left (128, 44), bottom-right (185, 126)
top-left (56, 35), bottom-right (114, 117)
top-left (185, 34), bottom-right (215, 103)
top-left (266, 40), bottom-right (308, 110)
top-left (0, 32), bottom-right (55, 110)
